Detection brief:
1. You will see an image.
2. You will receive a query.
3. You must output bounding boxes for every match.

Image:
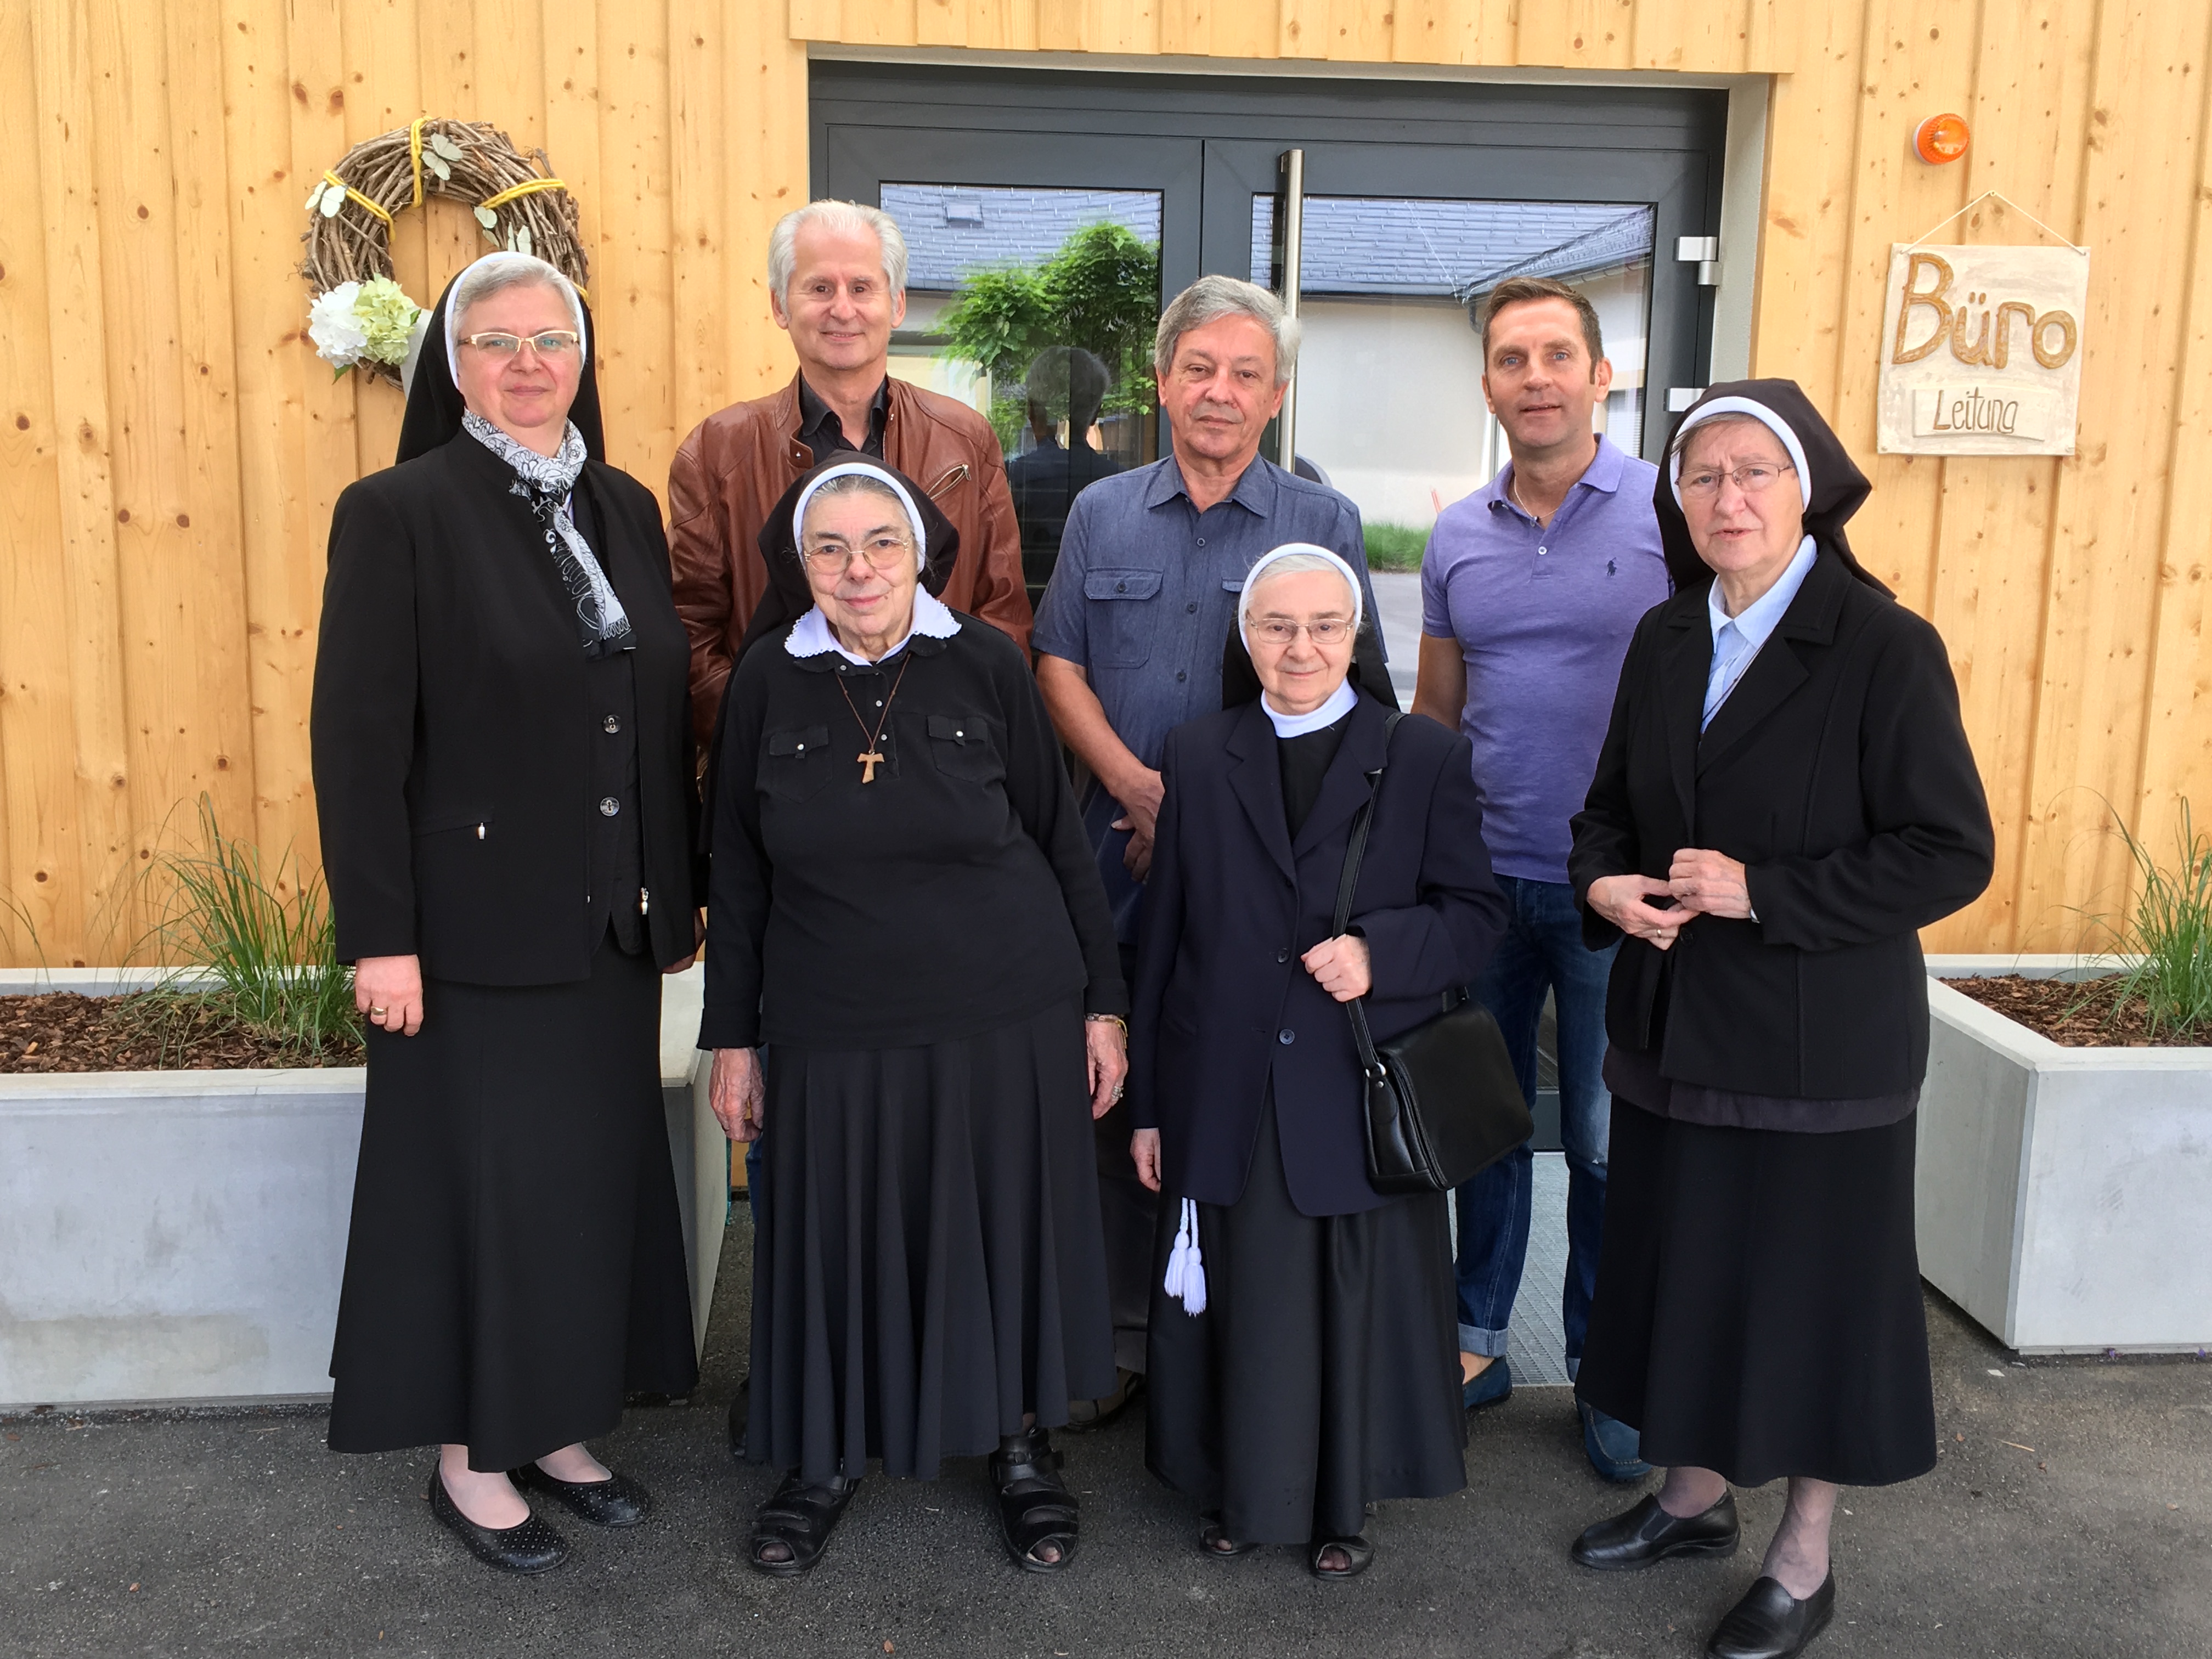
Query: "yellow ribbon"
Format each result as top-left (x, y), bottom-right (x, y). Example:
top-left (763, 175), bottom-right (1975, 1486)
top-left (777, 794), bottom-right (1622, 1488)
top-left (321, 170), bottom-right (393, 227)
top-left (478, 177), bottom-right (568, 212)
top-left (407, 117), bottom-right (426, 207)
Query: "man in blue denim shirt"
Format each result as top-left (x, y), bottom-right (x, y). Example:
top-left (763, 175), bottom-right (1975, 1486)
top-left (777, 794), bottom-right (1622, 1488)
top-left (1413, 276), bottom-right (1671, 1481)
top-left (1034, 276), bottom-right (1383, 1412)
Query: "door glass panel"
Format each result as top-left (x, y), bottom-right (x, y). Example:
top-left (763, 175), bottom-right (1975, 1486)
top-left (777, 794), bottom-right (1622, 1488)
top-left (1252, 195), bottom-right (1655, 560)
top-left (880, 183), bottom-right (1166, 602)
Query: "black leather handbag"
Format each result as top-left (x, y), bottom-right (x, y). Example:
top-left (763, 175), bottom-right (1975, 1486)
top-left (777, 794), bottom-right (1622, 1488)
top-left (1333, 713), bottom-right (1533, 1195)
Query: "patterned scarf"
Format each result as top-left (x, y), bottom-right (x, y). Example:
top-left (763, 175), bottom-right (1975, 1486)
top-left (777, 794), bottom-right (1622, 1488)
top-left (464, 409), bottom-right (634, 657)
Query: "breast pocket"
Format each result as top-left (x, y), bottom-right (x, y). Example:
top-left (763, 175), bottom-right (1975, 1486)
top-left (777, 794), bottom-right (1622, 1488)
top-left (759, 725), bottom-right (834, 803)
top-left (925, 714), bottom-right (1006, 786)
top-left (1082, 568), bottom-right (1163, 668)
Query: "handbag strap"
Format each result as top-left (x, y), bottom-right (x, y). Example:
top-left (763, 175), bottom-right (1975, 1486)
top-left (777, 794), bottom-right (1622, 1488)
top-left (1331, 710), bottom-right (1404, 1079)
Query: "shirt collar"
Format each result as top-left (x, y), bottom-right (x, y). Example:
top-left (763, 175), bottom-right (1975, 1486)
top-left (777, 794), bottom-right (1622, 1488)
top-left (786, 589), bottom-right (960, 666)
top-left (1708, 536), bottom-right (1819, 649)
top-left (1488, 434), bottom-right (1627, 517)
top-left (795, 374), bottom-right (889, 449)
top-left (1145, 451), bottom-right (1276, 516)
top-left (1261, 679), bottom-right (1359, 737)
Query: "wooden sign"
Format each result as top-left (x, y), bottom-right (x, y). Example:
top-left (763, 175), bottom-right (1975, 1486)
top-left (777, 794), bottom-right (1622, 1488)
top-left (1876, 242), bottom-right (2089, 455)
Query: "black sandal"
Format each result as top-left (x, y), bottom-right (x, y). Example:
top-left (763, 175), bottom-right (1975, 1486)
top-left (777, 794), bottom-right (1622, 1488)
top-left (1308, 1533), bottom-right (1375, 1580)
top-left (1198, 1511), bottom-right (1259, 1559)
top-left (747, 1471), bottom-right (859, 1578)
top-left (990, 1427), bottom-right (1079, 1573)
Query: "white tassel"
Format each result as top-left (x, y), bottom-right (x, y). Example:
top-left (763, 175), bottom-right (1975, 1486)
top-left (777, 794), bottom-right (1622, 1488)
top-left (1163, 1198), bottom-right (1208, 1315)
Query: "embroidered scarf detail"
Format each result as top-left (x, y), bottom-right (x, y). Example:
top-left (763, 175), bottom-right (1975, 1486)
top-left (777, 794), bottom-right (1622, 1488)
top-left (464, 409), bottom-right (634, 657)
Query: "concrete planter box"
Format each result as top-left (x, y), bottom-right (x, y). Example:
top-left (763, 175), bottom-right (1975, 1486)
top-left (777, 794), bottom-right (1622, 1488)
top-left (1917, 955), bottom-right (2212, 1355)
top-left (0, 966), bottom-right (724, 1411)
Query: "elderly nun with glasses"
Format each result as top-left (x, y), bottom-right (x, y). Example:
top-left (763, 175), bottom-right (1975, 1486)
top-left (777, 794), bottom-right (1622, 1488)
top-left (701, 455), bottom-right (1127, 1578)
top-left (1566, 381), bottom-right (1993, 1659)
top-left (312, 252), bottom-right (705, 1575)
top-left (1127, 544), bottom-right (1505, 1579)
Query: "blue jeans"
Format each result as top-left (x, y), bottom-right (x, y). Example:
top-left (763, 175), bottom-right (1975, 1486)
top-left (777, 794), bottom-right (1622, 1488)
top-left (1453, 874), bottom-right (1618, 1378)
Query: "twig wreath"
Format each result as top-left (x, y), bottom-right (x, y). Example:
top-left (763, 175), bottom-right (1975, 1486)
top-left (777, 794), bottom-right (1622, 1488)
top-left (300, 117), bottom-right (591, 385)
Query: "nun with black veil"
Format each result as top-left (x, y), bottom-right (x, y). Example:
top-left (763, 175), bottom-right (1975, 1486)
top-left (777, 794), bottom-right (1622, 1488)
top-left (1566, 380), bottom-right (1993, 1659)
top-left (312, 252), bottom-right (703, 1575)
top-left (1128, 543), bottom-right (1506, 1578)
top-left (701, 454), bottom-right (1126, 1577)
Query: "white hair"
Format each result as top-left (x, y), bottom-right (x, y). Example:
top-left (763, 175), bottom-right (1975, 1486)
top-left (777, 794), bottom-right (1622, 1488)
top-left (1154, 274), bottom-right (1301, 387)
top-left (793, 461), bottom-right (926, 573)
top-left (767, 200), bottom-right (910, 305)
top-left (1239, 545), bottom-right (1364, 636)
top-left (445, 252), bottom-right (586, 378)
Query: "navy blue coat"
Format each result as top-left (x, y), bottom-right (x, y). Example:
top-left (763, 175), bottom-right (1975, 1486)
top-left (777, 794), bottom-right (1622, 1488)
top-left (1129, 695), bottom-right (1507, 1217)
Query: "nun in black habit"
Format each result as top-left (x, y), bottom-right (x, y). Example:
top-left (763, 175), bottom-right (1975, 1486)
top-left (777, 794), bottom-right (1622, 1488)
top-left (700, 455), bottom-right (1126, 1578)
top-left (312, 252), bottom-right (702, 1576)
top-left (1130, 544), bottom-right (1506, 1579)
top-left (1566, 381), bottom-right (1993, 1659)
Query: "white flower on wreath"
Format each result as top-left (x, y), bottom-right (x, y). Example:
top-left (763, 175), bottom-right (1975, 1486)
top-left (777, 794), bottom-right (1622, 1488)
top-left (307, 281), bottom-right (369, 368)
top-left (307, 276), bottom-right (426, 379)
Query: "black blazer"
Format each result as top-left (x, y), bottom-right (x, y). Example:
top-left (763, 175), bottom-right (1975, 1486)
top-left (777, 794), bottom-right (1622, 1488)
top-left (1130, 697), bottom-right (1505, 1217)
top-left (1568, 549), bottom-right (1994, 1099)
top-left (311, 431), bottom-right (702, 984)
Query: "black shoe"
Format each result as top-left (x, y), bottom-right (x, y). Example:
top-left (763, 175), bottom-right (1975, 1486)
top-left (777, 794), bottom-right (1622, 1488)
top-left (511, 1462), bottom-right (653, 1528)
top-left (1571, 1492), bottom-right (1739, 1571)
top-left (748, 1470), bottom-right (860, 1578)
top-left (727, 1373), bottom-right (749, 1463)
top-left (991, 1426), bottom-right (1079, 1573)
top-left (1308, 1533), bottom-right (1374, 1580)
top-left (1064, 1368), bottom-right (1146, 1431)
top-left (427, 1470), bottom-right (568, 1575)
top-left (1706, 1573), bottom-right (1837, 1658)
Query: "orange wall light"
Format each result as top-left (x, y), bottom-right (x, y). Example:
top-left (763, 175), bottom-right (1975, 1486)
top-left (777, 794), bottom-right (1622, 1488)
top-left (1915, 113), bottom-right (1971, 164)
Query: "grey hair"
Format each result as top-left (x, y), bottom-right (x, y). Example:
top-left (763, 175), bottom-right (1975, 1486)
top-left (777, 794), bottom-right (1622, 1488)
top-left (768, 200), bottom-right (910, 304)
top-left (1153, 275), bottom-right (1301, 386)
top-left (802, 470), bottom-right (913, 532)
top-left (447, 253), bottom-right (586, 375)
top-left (1239, 551), bottom-right (1361, 635)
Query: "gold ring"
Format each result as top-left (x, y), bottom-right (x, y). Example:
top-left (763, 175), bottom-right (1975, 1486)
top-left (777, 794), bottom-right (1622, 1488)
top-left (369, 1006), bottom-right (388, 1018)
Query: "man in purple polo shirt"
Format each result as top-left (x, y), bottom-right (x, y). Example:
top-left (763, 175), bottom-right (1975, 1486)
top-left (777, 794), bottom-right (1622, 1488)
top-left (1412, 275), bottom-right (1670, 1481)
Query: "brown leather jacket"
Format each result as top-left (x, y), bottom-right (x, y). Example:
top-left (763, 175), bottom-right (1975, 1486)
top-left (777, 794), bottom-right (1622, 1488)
top-left (667, 373), bottom-right (1032, 751)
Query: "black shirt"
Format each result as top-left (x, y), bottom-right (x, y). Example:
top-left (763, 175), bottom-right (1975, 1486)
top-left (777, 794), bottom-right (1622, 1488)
top-left (795, 374), bottom-right (889, 459)
top-left (702, 614), bottom-right (1126, 1050)
top-left (1277, 714), bottom-right (1353, 840)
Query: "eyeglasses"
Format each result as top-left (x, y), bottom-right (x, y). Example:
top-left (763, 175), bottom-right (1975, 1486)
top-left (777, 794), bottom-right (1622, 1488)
top-left (1679, 462), bottom-right (1795, 499)
top-left (1248, 617), bottom-right (1353, 646)
top-left (802, 534), bottom-right (913, 573)
top-left (459, 330), bottom-right (582, 358)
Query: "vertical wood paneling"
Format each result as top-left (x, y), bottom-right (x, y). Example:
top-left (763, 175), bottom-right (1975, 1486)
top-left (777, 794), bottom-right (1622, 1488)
top-left (7, 0), bottom-right (2212, 963)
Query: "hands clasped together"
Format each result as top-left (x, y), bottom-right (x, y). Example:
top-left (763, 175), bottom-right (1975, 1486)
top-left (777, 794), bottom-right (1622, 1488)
top-left (1585, 848), bottom-right (1753, 951)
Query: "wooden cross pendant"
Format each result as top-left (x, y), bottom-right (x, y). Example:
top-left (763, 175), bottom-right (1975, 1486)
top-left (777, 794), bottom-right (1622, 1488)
top-left (857, 748), bottom-right (885, 783)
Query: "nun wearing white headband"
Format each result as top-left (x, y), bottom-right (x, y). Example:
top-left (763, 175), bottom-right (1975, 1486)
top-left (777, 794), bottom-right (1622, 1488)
top-left (1127, 543), bottom-right (1505, 1578)
top-left (1567, 381), bottom-right (1992, 1659)
top-left (700, 454), bottom-right (1126, 1578)
top-left (315, 252), bottom-right (703, 1575)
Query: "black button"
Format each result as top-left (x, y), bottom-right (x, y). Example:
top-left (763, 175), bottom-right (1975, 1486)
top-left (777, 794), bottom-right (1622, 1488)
top-left (1195, 537), bottom-right (1205, 546)
top-left (1186, 602), bottom-right (1198, 613)
top-left (1278, 1029), bottom-right (1295, 1046)
top-left (602, 714), bottom-right (620, 734)
top-left (1275, 949), bottom-right (1290, 964)
top-left (599, 797), bottom-right (620, 817)
top-left (1115, 580), bottom-right (1128, 593)
top-left (1176, 670), bottom-right (1187, 682)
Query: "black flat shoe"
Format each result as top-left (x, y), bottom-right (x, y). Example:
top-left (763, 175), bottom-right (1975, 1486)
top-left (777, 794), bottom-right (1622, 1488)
top-left (1197, 1511), bottom-right (1259, 1559)
top-left (511, 1462), bottom-right (653, 1528)
top-left (748, 1471), bottom-right (859, 1577)
top-left (1706, 1573), bottom-right (1837, 1658)
top-left (427, 1470), bottom-right (568, 1575)
top-left (1065, 1368), bottom-right (1146, 1432)
top-left (1571, 1492), bottom-right (1739, 1571)
top-left (1308, 1534), bottom-right (1374, 1580)
top-left (991, 1427), bottom-right (1079, 1573)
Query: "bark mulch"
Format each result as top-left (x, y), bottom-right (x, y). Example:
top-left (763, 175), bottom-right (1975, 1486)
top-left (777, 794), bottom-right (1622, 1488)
top-left (0, 991), bottom-right (363, 1073)
top-left (1945, 973), bottom-right (2210, 1049)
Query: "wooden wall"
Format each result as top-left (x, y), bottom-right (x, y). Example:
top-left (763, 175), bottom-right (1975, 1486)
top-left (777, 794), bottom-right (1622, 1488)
top-left (3, 0), bottom-right (2207, 964)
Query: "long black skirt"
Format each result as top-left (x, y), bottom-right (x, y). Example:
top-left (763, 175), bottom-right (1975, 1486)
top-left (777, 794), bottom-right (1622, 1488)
top-left (327, 935), bottom-right (698, 1471)
top-left (746, 995), bottom-right (1116, 1483)
top-left (1577, 1098), bottom-right (1937, 1488)
top-left (1147, 1098), bottom-right (1467, 1544)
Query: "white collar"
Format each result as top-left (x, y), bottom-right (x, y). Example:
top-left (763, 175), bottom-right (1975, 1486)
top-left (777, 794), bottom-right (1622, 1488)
top-left (1709, 537), bottom-right (1818, 648)
top-left (1261, 680), bottom-right (1359, 737)
top-left (785, 589), bottom-right (960, 665)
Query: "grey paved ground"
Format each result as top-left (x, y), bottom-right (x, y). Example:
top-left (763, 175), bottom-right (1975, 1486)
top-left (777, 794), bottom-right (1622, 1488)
top-left (5, 1204), bottom-right (2207, 1659)
top-left (1369, 570), bottom-right (1424, 706)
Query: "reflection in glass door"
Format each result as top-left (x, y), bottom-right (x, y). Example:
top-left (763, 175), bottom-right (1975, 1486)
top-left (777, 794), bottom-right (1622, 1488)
top-left (1253, 193), bottom-right (1656, 557)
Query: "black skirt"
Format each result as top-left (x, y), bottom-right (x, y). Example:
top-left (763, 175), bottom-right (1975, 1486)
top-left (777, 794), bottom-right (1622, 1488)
top-left (745, 995), bottom-right (1116, 1482)
top-left (1577, 1097), bottom-right (1937, 1488)
top-left (1147, 1098), bottom-right (1466, 1544)
top-left (327, 934), bottom-right (698, 1471)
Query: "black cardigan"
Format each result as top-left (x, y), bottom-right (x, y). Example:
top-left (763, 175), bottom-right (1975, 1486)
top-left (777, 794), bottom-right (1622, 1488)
top-left (699, 614), bottom-right (1125, 1051)
top-left (1568, 548), bottom-right (1994, 1102)
top-left (310, 431), bottom-right (703, 983)
top-left (1130, 697), bottom-right (1505, 1218)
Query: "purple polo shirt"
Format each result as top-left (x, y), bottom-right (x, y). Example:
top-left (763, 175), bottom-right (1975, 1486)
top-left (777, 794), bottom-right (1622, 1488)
top-left (1421, 435), bottom-right (1670, 885)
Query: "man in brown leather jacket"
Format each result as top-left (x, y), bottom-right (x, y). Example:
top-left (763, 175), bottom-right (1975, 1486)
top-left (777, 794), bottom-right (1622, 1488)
top-left (668, 199), bottom-right (1031, 754)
